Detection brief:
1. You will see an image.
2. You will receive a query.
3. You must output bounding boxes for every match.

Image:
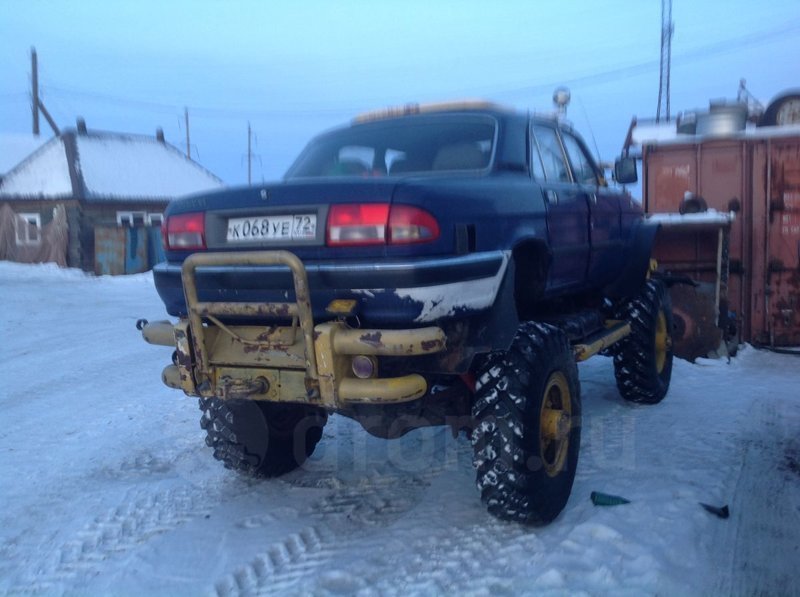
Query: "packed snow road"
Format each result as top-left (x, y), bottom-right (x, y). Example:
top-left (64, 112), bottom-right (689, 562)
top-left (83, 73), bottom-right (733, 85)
top-left (1, 261), bottom-right (799, 595)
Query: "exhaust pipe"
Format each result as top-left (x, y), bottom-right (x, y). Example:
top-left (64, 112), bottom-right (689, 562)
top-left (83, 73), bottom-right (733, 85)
top-left (138, 319), bottom-right (176, 347)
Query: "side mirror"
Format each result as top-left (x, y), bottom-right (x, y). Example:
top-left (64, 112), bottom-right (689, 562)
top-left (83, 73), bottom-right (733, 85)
top-left (614, 156), bottom-right (638, 184)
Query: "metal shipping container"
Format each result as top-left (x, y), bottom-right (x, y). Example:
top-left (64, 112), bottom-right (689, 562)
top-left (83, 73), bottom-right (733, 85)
top-left (641, 128), bottom-right (800, 347)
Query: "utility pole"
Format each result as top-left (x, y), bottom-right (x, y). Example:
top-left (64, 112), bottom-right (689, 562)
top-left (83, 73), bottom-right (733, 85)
top-left (247, 121), bottom-right (252, 185)
top-left (184, 107), bottom-right (190, 158)
top-left (656, 0), bottom-right (674, 122)
top-left (29, 47), bottom-right (60, 136)
top-left (31, 47), bottom-right (39, 135)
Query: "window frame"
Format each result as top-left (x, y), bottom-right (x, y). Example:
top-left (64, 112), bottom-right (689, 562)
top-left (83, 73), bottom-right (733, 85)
top-left (15, 212), bottom-right (42, 246)
top-left (116, 211), bottom-right (147, 227)
top-left (531, 123), bottom-right (572, 184)
top-left (559, 130), bottom-right (601, 186)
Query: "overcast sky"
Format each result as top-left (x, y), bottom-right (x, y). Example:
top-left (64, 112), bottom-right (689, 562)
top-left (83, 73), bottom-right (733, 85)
top-left (1, 0), bottom-right (798, 185)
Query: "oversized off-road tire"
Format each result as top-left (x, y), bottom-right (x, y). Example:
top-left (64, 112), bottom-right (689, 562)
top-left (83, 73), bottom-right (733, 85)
top-left (200, 397), bottom-right (327, 477)
top-left (471, 322), bottom-right (581, 525)
top-left (613, 278), bottom-right (674, 404)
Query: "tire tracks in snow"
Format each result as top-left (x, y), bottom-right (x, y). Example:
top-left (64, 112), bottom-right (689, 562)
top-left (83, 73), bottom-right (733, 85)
top-left (5, 482), bottom-right (224, 593)
top-left (711, 398), bottom-right (800, 596)
top-left (211, 450), bottom-right (459, 596)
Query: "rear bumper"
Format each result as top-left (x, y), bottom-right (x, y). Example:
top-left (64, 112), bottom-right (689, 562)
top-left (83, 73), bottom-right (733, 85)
top-left (144, 249), bottom-right (457, 407)
top-left (148, 319), bottom-right (446, 407)
top-left (153, 250), bottom-right (509, 323)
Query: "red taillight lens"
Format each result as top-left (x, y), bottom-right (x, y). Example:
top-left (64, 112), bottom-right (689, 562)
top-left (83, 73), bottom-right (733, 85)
top-left (326, 203), bottom-right (439, 246)
top-left (388, 205), bottom-right (440, 244)
top-left (327, 204), bottom-right (390, 246)
top-left (165, 212), bottom-right (206, 250)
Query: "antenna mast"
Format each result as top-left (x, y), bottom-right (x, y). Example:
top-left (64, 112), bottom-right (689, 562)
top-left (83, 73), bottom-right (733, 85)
top-left (656, 0), bottom-right (674, 122)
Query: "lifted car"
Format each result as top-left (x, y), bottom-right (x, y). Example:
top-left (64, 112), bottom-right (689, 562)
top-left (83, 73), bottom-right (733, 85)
top-left (140, 101), bottom-right (673, 524)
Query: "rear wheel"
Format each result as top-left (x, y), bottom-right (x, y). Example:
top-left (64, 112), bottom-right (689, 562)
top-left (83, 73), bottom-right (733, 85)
top-left (200, 398), bottom-right (327, 477)
top-left (614, 279), bottom-right (674, 404)
top-left (471, 322), bottom-right (581, 525)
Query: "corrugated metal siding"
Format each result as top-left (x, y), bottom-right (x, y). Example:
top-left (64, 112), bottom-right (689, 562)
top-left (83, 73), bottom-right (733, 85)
top-left (643, 133), bottom-right (800, 347)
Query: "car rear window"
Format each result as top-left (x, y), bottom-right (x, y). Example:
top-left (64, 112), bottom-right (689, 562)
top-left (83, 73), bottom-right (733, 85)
top-left (285, 114), bottom-right (497, 178)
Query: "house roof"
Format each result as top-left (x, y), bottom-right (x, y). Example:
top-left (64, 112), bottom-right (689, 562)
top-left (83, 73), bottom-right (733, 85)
top-left (0, 133), bottom-right (47, 176)
top-left (0, 128), bottom-right (224, 201)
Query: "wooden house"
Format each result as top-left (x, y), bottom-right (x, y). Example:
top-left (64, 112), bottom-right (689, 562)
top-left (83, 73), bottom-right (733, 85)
top-left (0, 123), bottom-right (223, 274)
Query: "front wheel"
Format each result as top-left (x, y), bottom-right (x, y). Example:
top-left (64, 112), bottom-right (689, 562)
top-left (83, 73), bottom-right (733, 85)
top-left (471, 322), bottom-right (581, 525)
top-left (613, 279), bottom-right (674, 404)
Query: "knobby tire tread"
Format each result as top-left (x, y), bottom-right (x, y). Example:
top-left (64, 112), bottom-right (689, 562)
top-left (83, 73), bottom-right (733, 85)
top-left (471, 321), bottom-right (581, 525)
top-left (613, 279), bottom-right (673, 404)
top-left (199, 397), bottom-right (326, 477)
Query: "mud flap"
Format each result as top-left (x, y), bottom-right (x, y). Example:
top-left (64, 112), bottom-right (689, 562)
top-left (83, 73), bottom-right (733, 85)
top-left (604, 220), bottom-right (661, 299)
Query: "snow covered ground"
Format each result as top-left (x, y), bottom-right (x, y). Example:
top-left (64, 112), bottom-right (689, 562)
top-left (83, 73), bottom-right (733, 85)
top-left (1, 261), bottom-right (798, 595)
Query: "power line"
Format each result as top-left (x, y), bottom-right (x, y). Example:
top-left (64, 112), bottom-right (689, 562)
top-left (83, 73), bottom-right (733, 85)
top-left (39, 83), bottom-right (354, 119)
top-left (492, 19), bottom-right (800, 97)
top-left (27, 18), bottom-right (800, 122)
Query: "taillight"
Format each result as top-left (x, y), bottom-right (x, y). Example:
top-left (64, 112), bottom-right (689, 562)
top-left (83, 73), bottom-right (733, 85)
top-left (326, 204), bottom-right (439, 246)
top-left (165, 212), bottom-right (206, 250)
top-left (327, 204), bottom-right (390, 246)
top-left (388, 204), bottom-right (440, 244)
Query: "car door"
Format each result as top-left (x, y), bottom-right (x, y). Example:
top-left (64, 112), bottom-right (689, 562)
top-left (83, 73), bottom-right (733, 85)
top-left (559, 130), bottom-right (624, 289)
top-left (531, 123), bottom-right (590, 292)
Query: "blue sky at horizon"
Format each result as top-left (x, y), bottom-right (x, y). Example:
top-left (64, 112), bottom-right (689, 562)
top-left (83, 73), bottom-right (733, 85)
top-left (1, 0), bottom-right (798, 184)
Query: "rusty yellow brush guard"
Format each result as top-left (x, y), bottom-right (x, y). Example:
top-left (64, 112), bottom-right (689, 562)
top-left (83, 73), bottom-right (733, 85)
top-left (539, 371), bottom-right (572, 478)
top-left (168, 250), bottom-right (446, 407)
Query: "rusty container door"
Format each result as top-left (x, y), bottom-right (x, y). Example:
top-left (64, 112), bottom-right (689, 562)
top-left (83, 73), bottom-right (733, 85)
top-left (751, 139), bottom-right (800, 345)
top-left (94, 226), bottom-right (126, 275)
top-left (696, 143), bottom-right (748, 341)
top-left (644, 141), bottom-right (749, 339)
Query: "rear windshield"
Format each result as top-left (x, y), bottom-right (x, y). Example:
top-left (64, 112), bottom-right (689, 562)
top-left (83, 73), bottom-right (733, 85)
top-left (285, 114), bottom-right (497, 179)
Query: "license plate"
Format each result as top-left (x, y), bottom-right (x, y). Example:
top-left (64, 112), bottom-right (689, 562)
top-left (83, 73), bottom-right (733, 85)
top-left (226, 214), bottom-right (317, 242)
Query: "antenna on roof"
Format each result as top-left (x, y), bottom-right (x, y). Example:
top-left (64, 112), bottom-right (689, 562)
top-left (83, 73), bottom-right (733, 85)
top-left (184, 107), bottom-right (191, 159)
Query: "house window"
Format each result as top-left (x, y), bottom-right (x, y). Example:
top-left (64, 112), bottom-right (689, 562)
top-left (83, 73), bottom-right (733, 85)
top-left (146, 213), bottom-right (164, 227)
top-left (15, 213), bottom-right (42, 246)
top-left (116, 211), bottom-right (146, 227)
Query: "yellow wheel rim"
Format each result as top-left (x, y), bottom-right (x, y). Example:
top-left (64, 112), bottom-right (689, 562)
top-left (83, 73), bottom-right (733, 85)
top-left (654, 310), bottom-right (671, 374)
top-left (539, 371), bottom-right (572, 478)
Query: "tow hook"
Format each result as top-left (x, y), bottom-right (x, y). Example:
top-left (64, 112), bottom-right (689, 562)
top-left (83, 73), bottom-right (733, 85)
top-left (219, 376), bottom-right (270, 400)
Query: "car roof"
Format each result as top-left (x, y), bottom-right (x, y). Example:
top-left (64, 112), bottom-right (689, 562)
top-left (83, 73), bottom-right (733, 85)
top-left (352, 100), bottom-right (516, 124)
top-left (352, 101), bottom-right (567, 131)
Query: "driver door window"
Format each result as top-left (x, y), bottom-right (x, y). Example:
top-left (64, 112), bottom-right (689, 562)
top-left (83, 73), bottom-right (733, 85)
top-left (532, 125), bottom-right (571, 183)
top-left (560, 133), bottom-right (598, 185)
